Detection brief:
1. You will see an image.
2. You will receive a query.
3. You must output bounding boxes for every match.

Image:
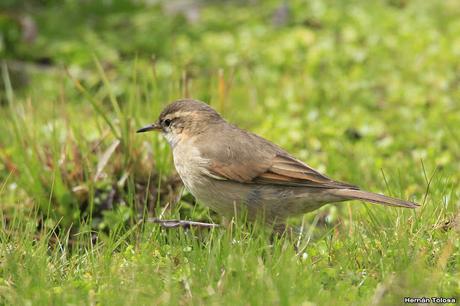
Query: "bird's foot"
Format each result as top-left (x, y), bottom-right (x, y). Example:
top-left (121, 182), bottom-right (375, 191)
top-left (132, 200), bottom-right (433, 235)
top-left (146, 218), bottom-right (219, 229)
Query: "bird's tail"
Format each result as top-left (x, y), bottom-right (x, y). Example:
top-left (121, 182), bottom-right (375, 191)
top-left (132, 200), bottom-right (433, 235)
top-left (332, 189), bottom-right (419, 208)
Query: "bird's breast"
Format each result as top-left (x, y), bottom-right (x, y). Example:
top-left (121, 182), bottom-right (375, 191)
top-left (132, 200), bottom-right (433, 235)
top-left (172, 142), bottom-right (239, 216)
top-left (172, 143), bottom-right (210, 192)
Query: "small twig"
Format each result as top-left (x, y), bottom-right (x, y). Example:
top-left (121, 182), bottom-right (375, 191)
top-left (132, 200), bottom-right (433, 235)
top-left (146, 218), bottom-right (219, 229)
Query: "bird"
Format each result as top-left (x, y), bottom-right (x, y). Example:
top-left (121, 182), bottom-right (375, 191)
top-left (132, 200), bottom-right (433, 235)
top-left (137, 99), bottom-right (418, 225)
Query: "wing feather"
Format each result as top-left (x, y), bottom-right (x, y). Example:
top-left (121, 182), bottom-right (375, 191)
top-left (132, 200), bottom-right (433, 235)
top-left (253, 154), bottom-right (358, 189)
top-left (198, 124), bottom-right (358, 190)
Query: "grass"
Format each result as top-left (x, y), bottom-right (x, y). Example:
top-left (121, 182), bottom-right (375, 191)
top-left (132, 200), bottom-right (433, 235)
top-left (1, 0), bottom-right (459, 304)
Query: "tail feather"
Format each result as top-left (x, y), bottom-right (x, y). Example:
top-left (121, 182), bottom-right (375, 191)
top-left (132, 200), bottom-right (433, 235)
top-left (332, 189), bottom-right (419, 208)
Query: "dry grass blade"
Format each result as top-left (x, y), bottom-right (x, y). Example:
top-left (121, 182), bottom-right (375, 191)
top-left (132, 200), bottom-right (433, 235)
top-left (94, 139), bottom-right (120, 181)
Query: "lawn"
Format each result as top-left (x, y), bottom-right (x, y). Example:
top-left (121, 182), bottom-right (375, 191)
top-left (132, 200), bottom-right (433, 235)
top-left (0, 0), bottom-right (459, 305)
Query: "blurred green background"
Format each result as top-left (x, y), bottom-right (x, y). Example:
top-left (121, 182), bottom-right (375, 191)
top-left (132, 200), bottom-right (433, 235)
top-left (0, 0), bottom-right (459, 304)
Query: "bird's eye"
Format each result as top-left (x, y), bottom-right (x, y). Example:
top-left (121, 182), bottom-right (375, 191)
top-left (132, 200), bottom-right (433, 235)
top-left (164, 119), bottom-right (172, 127)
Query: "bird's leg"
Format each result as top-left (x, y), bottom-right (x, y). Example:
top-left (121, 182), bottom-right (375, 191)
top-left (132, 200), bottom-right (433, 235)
top-left (270, 223), bottom-right (304, 252)
top-left (272, 223), bottom-right (302, 236)
top-left (146, 218), bottom-right (219, 229)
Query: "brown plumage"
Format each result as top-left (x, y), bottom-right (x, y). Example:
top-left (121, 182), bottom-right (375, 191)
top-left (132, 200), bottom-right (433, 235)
top-left (138, 99), bottom-right (418, 224)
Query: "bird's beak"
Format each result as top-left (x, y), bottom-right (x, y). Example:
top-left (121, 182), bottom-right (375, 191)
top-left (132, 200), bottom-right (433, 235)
top-left (136, 122), bottom-right (161, 133)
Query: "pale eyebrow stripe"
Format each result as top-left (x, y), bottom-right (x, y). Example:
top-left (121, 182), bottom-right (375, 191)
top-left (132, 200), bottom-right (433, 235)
top-left (165, 111), bottom-right (195, 120)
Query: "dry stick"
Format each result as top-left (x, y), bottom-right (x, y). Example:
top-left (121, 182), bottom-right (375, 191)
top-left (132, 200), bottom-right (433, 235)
top-left (146, 218), bottom-right (219, 229)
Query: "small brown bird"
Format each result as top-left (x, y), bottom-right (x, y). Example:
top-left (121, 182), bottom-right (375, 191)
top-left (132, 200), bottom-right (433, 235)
top-left (137, 99), bottom-right (418, 225)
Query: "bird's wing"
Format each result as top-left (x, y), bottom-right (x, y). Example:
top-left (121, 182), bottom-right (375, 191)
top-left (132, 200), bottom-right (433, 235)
top-left (254, 153), bottom-right (359, 189)
top-left (198, 126), bottom-right (358, 190)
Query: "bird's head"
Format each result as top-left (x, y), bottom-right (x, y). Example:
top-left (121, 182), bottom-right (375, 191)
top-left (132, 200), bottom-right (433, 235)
top-left (137, 99), bottom-right (223, 147)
